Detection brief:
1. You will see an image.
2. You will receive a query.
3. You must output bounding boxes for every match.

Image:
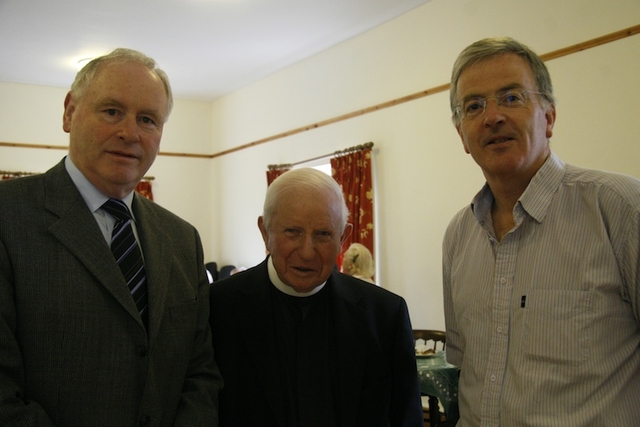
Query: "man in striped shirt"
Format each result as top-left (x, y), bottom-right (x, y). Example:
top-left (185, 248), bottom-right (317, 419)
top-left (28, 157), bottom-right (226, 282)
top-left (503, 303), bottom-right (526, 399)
top-left (443, 37), bottom-right (640, 426)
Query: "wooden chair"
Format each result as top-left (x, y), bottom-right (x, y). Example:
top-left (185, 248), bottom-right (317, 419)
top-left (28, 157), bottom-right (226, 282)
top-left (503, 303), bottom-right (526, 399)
top-left (413, 329), bottom-right (446, 352)
top-left (413, 330), bottom-right (446, 427)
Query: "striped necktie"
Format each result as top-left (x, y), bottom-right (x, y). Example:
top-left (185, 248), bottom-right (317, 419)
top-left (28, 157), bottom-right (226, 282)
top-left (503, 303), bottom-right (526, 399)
top-left (102, 198), bottom-right (148, 328)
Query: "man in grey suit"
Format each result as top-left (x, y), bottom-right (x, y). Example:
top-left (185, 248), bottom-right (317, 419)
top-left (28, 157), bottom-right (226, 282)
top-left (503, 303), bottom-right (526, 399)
top-left (209, 168), bottom-right (423, 427)
top-left (0, 48), bottom-right (223, 426)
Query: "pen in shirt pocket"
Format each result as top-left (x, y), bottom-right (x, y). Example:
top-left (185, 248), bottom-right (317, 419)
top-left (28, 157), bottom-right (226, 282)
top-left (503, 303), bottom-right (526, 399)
top-left (520, 295), bottom-right (526, 308)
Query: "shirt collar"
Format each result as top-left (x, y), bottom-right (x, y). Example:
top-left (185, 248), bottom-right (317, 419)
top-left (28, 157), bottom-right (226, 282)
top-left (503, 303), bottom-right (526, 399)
top-left (64, 155), bottom-right (135, 214)
top-left (267, 256), bottom-right (327, 297)
top-left (471, 151), bottom-right (565, 224)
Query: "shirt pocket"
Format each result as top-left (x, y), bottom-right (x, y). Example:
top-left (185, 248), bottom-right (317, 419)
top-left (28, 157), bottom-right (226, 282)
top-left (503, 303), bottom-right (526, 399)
top-left (521, 289), bottom-right (593, 366)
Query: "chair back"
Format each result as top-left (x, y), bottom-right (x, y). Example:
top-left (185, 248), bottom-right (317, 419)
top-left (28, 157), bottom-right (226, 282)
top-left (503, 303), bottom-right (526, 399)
top-left (413, 329), bottom-right (446, 352)
top-left (206, 262), bottom-right (219, 281)
top-left (218, 265), bottom-right (236, 280)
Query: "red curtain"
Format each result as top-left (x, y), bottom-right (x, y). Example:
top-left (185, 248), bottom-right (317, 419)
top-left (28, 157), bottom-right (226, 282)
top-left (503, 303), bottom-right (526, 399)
top-left (331, 143), bottom-right (374, 269)
top-left (3, 171), bottom-right (155, 201)
top-left (135, 180), bottom-right (154, 201)
top-left (2, 172), bottom-right (154, 201)
top-left (266, 165), bottom-right (291, 186)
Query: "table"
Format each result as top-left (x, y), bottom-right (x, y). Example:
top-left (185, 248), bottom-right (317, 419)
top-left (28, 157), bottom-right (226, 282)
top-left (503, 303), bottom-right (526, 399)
top-left (416, 352), bottom-right (460, 424)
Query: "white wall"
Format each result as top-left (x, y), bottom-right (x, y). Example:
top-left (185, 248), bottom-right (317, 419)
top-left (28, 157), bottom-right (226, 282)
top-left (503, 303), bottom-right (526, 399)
top-left (208, 0), bottom-right (640, 329)
top-left (2, 0), bottom-right (639, 330)
top-left (0, 81), bottom-right (216, 259)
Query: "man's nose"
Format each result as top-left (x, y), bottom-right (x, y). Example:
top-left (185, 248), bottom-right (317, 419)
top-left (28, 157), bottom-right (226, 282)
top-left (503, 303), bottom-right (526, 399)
top-left (482, 98), bottom-right (506, 125)
top-left (118, 116), bottom-right (141, 142)
top-left (297, 235), bottom-right (316, 259)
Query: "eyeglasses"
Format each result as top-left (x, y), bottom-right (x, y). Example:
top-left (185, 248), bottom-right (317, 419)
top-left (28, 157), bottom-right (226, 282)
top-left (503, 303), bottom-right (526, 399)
top-left (454, 89), bottom-right (544, 121)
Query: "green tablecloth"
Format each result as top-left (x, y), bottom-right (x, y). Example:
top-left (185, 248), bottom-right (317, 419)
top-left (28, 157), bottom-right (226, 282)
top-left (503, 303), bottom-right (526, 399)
top-left (416, 352), bottom-right (460, 419)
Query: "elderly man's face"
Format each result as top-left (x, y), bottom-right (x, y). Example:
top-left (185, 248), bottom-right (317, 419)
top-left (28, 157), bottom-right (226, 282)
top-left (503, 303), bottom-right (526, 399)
top-left (63, 61), bottom-right (168, 199)
top-left (259, 187), bottom-right (349, 293)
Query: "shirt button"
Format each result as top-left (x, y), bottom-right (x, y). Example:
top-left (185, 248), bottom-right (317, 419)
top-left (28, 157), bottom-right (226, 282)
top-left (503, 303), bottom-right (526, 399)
top-left (490, 375), bottom-right (496, 382)
top-left (497, 326), bottom-right (503, 333)
top-left (500, 277), bottom-right (507, 284)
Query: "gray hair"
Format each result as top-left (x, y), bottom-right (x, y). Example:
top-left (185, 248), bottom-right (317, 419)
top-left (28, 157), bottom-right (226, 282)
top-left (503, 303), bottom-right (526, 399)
top-left (450, 37), bottom-right (555, 126)
top-left (70, 48), bottom-right (173, 120)
top-left (343, 242), bottom-right (375, 278)
top-left (262, 168), bottom-right (349, 231)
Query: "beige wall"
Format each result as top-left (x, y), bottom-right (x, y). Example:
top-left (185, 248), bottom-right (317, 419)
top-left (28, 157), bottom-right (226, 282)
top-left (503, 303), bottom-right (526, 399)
top-left (0, 82), bottom-right (216, 260)
top-left (2, 0), bottom-right (639, 329)
top-left (208, 0), bottom-right (640, 329)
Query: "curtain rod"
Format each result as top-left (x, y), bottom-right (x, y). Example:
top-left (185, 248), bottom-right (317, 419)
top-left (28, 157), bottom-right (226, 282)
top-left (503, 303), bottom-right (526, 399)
top-left (268, 142), bottom-right (373, 170)
top-left (0, 170), bottom-right (155, 180)
top-left (0, 141), bottom-right (211, 159)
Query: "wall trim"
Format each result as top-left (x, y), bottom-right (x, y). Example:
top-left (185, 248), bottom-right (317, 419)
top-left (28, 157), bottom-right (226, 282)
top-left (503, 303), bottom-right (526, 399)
top-left (2, 24), bottom-right (638, 159)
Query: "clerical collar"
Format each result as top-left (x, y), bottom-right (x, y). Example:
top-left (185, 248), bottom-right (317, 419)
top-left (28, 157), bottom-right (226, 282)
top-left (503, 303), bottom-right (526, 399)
top-left (267, 256), bottom-right (327, 297)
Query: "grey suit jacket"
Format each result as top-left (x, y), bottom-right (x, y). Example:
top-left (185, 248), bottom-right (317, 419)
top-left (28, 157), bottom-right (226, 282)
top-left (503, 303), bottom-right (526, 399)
top-left (209, 257), bottom-right (424, 427)
top-left (0, 159), bottom-right (222, 426)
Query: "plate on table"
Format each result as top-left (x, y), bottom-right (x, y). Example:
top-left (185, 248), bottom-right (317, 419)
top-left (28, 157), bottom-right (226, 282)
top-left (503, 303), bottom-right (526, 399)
top-left (416, 353), bottom-right (438, 359)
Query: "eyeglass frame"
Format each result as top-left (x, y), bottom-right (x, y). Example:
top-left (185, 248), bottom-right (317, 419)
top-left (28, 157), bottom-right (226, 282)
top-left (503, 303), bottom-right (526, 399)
top-left (453, 89), bottom-right (546, 121)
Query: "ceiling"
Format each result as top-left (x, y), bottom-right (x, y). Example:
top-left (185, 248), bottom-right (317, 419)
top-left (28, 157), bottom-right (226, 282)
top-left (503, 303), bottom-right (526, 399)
top-left (0, 0), bottom-right (431, 102)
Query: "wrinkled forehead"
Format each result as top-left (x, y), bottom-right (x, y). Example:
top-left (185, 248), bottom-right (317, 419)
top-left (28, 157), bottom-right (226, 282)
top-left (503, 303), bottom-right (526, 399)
top-left (91, 62), bottom-right (168, 118)
top-left (275, 187), bottom-right (343, 224)
top-left (457, 54), bottom-right (535, 97)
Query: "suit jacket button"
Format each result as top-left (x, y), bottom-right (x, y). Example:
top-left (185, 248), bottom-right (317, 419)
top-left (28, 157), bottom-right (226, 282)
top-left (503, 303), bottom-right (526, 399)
top-left (136, 345), bottom-right (147, 357)
top-left (138, 415), bottom-right (151, 426)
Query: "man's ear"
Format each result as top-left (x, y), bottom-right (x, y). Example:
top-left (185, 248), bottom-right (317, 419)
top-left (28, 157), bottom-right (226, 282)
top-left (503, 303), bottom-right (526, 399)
top-left (340, 223), bottom-right (353, 245)
top-left (257, 216), bottom-right (269, 249)
top-left (545, 103), bottom-right (556, 139)
top-left (62, 92), bottom-right (75, 134)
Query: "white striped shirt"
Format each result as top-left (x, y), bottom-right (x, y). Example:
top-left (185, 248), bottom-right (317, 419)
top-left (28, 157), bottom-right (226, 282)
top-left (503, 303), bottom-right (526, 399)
top-left (443, 152), bottom-right (640, 426)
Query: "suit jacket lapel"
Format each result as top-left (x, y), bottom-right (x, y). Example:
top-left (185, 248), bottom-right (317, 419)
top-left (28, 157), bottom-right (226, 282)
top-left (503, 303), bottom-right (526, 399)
top-left (44, 162), bottom-right (143, 325)
top-left (330, 273), bottom-right (369, 425)
top-left (132, 194), bottom-right (173, 344)
top-left (241, 260), bottom-right (289, 426)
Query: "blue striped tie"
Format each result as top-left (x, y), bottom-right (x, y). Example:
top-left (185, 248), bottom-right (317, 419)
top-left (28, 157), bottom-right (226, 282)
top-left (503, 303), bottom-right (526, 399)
top-left (102, 198), bottom-right (148, 328)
